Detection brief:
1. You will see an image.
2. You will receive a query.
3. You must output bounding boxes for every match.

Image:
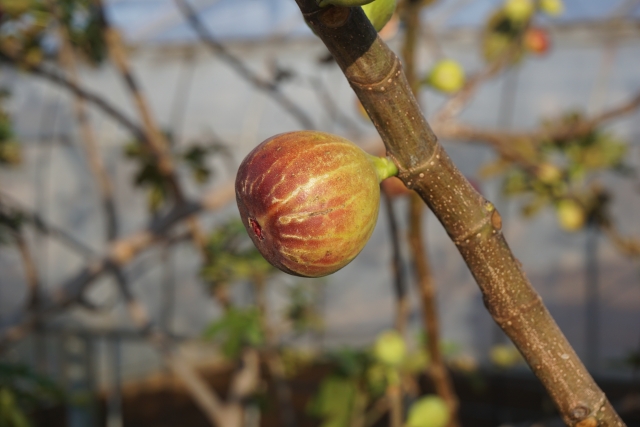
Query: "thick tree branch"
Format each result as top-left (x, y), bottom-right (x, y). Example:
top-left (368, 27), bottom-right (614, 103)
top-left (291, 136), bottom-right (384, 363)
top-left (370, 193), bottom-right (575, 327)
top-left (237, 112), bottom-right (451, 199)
top-left (296, 2), bottom-right (625, 426)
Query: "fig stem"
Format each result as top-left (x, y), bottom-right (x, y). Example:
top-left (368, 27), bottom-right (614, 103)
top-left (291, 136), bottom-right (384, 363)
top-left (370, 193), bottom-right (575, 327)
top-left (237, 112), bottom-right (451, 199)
top-left (367, 154), bottom-right (398, 182)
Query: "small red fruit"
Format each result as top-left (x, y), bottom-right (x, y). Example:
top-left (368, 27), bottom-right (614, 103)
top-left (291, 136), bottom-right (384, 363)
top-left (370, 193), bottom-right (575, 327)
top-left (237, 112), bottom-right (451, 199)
top-left (524, 27), bottom-right (550, 55)
top-left (236, 131), bottom-right (392, 278)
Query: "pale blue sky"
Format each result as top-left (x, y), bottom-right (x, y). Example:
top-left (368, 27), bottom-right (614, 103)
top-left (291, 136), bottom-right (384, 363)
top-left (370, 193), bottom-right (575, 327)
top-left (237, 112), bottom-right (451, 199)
top-left (107, 0), bottom-right (639, 43)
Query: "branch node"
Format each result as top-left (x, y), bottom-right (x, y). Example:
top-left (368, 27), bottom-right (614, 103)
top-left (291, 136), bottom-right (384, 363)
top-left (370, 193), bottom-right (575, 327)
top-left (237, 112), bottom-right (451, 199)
top-left (350, 54), bottom-right (403, 93)
top-left (452, 201), bottom-right (502, 246)
top-left (492, 294), bottom-right (543, 328)
top-left (393, 143), bottom-right (442, 189)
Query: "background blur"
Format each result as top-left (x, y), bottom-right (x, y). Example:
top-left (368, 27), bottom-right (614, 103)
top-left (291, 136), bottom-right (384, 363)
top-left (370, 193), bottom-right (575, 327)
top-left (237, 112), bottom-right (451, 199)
top-left (0, 0), bottom-right (639, 426)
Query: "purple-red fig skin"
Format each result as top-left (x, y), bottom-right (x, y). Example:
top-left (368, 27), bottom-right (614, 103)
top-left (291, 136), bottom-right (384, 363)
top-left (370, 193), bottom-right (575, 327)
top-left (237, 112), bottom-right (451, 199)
top-left (235, 131), bottom-right (380, 278)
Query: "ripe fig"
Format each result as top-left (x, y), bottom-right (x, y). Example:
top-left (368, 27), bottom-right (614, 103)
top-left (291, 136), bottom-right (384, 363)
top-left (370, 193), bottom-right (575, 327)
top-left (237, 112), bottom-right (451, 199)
top-left (236, 131), bottom-right (396, 278)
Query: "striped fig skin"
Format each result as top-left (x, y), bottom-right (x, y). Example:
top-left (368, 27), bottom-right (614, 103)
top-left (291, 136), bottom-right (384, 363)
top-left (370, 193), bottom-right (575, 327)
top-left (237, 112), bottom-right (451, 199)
top-left (235, 131), bottom-right (380, 278)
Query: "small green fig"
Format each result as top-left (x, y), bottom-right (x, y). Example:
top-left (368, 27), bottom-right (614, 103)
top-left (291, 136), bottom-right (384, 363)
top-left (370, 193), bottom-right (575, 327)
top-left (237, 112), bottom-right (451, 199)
top-left (556, 199), bottom-right (585, 232)
top-left (425, 59), bottom-right (465, 94)
top-left (490, 343), bottom-right (522, 368)
top-left (316, 0), bottom-right (374, 6)
top-left (536, 162), bottom-right (561, 184)
top-left (373, 330), bottom-right (406, 366)
top-left (362, 0), bottom-right (397, 32)
top-left (235, 131), bottom-right (396, 278)
top-left (540, 0), bottom-right (564, 16)
top-left (406, 395), bottom-right (450, 427)
top-left (503, 0), bottom-right (534, 22)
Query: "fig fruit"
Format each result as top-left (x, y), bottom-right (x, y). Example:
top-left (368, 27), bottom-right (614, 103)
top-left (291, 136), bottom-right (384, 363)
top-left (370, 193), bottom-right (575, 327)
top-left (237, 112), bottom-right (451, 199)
top-left (373, 329), bottom-right (406, 366)
top-left (317, 0), bottom-right (374, 6)
top-left (490, 343), bottom-right (522, 368)
top-left (540, 0), bottom-right (563, 16)
top-left (524, 27), bottom-right (550, 55)
top-left (503, 0), bottom-right (534, 23)
top-left (362, 0), bottom-right (397, 32)
top-left (406, 395), bottom-right (450, 427)
top-left (556, 199), bottom-right (585, 232)
top-left (425, 59), bottom-right (465, 94)
top-left (236, 131), bottom-right (396, 278)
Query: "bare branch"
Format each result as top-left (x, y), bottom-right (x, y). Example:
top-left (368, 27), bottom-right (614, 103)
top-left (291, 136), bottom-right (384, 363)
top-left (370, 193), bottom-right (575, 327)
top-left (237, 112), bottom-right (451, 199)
top-left (49, 0), bottom-right (119, 240)
top-left (173, 0), bottom-right (315, 130)
top-left (381, 190), bottom-right (409, 334)
top-left (0, 181), bottom-right (235, 347)
top-left (14, 233), bottom-right (40, 310)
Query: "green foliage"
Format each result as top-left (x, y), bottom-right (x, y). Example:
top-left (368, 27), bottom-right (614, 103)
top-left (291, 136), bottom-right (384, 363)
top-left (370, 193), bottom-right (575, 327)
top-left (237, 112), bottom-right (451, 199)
top-left (0, 203), bottom-right (24, 244)
top-left (203, 307), bottom-right (264, 358)
top-left (0, 388), bottom-right (29, 427)
top-left (0, 363), bottom-right (64, 427)
top-left (307, 347), bottom-right (396, 426)
top-left (200, 218), bottom-right (274, 287)
top-left (307, 376), bottom-right (359, 427)
top-left (284, 281), bottom-right (324, 334)
top-left (0, 95), bottom-right (20, 166)
top-left (124, 135), bottom-right (229, 212)
top-left (123, 141), bottom-right (169, 212)
top-left (491, 112), bottom-right (629, 230)
top-left (406, 395), bottom-right (450, 427)
top-left (57, 0), bottom-right (107, 64)
top-left (181, 140), bottom-right (231, 184)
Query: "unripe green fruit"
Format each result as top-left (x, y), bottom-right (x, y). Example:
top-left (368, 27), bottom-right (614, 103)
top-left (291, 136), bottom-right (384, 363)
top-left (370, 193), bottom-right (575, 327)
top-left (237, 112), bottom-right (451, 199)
top-left (407, 395), bottom-right (450, 427)
top-left (490, 344), bottom-right (522, 368)
top-left (503, 0), bottom-right (534, 22)
top-left (425, 59), bottom-right (465, 94)
top-left (536, 162), bottom-right (561, 184)
top-left (556, 199), bottom-right (585, 232)
top-left (362, 0), bottom-right (397, 32)
top-left (236, 131), bottom-right (396, 278)
top-left (373, 330), bottom-right (406, 366)
top-left (540, 0), bottom-right (563, 16)
top-left (317, 0), bottom-right (374, 6)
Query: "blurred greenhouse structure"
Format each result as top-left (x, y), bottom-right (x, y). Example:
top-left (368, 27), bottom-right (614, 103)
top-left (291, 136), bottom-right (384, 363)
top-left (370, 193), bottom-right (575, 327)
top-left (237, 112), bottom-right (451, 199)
top-left (0, 0), bottom-right (640, 426)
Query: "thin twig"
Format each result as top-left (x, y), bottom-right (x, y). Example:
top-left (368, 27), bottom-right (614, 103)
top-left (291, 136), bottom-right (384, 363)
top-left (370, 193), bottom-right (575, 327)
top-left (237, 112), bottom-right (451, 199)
top-left (173, 0), bottom-right (315, 130)
top-left (381, 189), bottom-right (409, 334)
top-left (51, 0), bottom-right (119, 240)
top-left (0, 181), bottom-right (235, 348)
top-left (401, 1), bottom-right (460, 425)
top-left (96, 3), bottom-right (184, 200)
top-left (14, 233), bottom-right (40, 310)
top-left (0, 192), bottom-right (96, 257)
